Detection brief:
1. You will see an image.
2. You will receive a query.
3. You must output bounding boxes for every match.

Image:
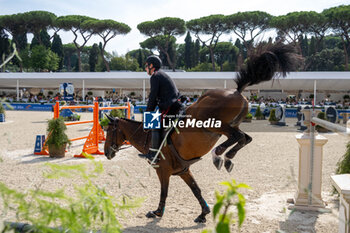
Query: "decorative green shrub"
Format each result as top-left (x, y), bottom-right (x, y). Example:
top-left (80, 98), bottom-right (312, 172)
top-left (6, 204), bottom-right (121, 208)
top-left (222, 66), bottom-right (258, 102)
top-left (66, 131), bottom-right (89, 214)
top-left (63, 114), bottom-right (81, 122)
top-left (336, 142), bottom-right (350, 175)
top-left (316, 112), bottom-right (328, 132)
top-left (100, 117), bottom-right (110, 127)
top-left (245, 113), bottom-right (253, 119)
top-left (110, 109), bottom-right (125, 118)
top-left (0, 102), bottom-right (5, 116)
top-left (46, 117), bottom-right (71, 148)
top-left (268, 109), bottom-right (277, 122)
top-left (254, 106), bottom-right (264, 120)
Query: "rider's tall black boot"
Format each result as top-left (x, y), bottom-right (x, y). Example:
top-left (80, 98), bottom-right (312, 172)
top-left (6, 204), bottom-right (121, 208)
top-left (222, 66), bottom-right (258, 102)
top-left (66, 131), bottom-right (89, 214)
top-left (138, 129), bottom-right (161, 163)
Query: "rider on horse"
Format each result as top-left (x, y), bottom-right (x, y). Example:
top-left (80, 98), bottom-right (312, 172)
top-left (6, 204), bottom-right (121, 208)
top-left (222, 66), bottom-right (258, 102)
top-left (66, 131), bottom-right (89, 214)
top-left (138, 55), bottom-right (183, 162)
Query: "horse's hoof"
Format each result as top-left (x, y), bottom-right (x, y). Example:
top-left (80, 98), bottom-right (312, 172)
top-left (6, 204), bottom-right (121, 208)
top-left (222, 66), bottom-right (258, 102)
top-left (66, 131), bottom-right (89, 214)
top-left (213, 157), bottom-right (223, 170)
top-left (146, 210), bottom-right (162, 218)
top-left (146, 211), bottom-right (157, 218)
top-left (224, 160), bottom-right (234, 173)
top-left (194, 215), bottom-right (206, 223)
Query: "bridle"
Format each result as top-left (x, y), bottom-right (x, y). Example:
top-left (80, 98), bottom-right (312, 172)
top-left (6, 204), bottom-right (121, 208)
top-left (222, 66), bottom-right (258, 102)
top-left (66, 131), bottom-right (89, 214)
top-left (108, 118), bottom-right (137, 153)
top-left (109, 119), bottom-right (121, 153)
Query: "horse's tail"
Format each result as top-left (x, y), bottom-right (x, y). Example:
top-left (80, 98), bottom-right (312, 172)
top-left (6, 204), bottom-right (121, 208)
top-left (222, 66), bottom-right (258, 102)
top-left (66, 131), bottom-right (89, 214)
top-left (235, 42), bottom-right (300, 93)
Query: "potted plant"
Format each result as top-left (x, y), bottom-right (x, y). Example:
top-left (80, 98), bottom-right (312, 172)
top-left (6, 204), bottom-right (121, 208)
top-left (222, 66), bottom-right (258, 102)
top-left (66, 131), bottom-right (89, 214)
top-left (268, 109), bottom-right (278, 125)
top-left (46, 117), bottom-right (71, 158)
top-left (110, 109), bottom-right (125, 118)
top-left (316, 112), bottom-right (329, 133)
top-left (0, 102), bottom-right (5, 122)
top-left (100, 117), bottom-right (110, 130)
top-left (243, 113), bottom-right (253, 122)
top-left (254, 106), bottom-right (265, 120)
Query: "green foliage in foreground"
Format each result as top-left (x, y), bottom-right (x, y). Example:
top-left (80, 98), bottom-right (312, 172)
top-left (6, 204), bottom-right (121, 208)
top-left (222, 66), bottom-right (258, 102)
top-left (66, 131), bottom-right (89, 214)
top-left (203, 179), bottom-right (250, 233)
top-left (0, 162), bottom-right (142, 233)
top-left (336, 142), bottom-right (350, 175)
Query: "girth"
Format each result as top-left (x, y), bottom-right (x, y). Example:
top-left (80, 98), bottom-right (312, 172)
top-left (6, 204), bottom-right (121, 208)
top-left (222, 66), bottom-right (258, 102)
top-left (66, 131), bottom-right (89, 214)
top-left (165, 127), bottom-right (201, 176)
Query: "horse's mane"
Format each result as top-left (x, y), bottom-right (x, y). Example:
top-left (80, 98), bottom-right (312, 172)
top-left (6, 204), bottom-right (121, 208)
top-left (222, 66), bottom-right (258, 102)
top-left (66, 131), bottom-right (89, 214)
top-left (120, 117), bottom-right (142, 124)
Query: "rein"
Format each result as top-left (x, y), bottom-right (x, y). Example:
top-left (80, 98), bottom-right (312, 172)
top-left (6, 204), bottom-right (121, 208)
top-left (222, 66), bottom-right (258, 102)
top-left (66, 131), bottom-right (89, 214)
top-left (110, 119), bottom-right (145, 152)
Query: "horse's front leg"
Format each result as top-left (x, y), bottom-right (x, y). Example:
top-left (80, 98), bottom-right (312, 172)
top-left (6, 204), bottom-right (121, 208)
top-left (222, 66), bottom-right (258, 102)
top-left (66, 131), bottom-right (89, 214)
top-left (146, 170), bottom-right (170, 218)
top-left (180, 169), bottom-right (210, 223)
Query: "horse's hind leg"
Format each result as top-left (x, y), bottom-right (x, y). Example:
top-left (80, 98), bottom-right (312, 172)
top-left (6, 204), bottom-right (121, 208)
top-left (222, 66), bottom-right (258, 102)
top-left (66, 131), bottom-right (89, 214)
top-left (211, 128), bottom-right (243, 170)
top-left (146, 170), bottom-right (170, 218)
top-left (224, 132), bottom-right (252, 172)
top-left (180, 169), bottom-right (210, 223)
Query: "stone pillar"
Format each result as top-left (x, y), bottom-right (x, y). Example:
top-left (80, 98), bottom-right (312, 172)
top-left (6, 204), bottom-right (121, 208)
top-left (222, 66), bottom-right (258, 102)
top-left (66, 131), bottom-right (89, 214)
top-left (293, 133), bottom-right (328, 209)
top-left (289, 109), bottom-right (329, 211)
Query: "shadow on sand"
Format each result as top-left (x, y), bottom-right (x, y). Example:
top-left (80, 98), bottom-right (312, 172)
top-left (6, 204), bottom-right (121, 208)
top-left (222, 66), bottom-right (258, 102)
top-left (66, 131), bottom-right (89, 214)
top-left (279, 210), bottom-right (322, 233)
top-left (123, 218), bottom-right (206, 233)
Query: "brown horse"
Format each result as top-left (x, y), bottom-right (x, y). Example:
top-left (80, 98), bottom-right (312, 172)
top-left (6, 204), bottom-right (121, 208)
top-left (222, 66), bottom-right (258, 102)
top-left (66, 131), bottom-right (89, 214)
top-left (104, 43), bottom-right (299, 223)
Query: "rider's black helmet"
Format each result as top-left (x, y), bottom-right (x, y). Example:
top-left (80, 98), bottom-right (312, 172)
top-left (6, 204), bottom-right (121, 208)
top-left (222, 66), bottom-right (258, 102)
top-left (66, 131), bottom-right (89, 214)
top-left (146, 55), bottom-right (162, 70)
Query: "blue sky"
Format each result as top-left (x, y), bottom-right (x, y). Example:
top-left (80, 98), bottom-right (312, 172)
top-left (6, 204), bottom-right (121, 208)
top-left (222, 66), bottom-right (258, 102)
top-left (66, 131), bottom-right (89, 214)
top-left (1, 0), bottom-right (349, 55)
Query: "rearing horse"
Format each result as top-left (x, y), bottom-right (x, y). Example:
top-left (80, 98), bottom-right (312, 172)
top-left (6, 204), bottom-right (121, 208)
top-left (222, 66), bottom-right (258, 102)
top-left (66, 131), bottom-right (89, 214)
top-left (104, 43), bottom-right (299, 223)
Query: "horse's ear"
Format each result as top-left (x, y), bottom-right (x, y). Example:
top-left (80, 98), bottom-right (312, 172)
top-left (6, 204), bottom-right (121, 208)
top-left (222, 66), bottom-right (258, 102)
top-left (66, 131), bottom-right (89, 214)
top-left (105, 113), bottom-right (115, 122)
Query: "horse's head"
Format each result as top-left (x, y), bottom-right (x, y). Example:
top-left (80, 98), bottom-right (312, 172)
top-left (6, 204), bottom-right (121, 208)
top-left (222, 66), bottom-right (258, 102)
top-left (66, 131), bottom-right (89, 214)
top-left (104, 115), bottom-right (126, 160)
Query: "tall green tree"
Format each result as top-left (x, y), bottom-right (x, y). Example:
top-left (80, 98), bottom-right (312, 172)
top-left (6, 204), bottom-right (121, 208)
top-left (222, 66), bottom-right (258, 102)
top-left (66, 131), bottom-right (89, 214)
top-left (126, 49), bottom-right (152, 68)
top-left (214, 42), bottom-right (237, 71)
top-left (63, 43), bottom-right (76, 71)
top-left (187, 14), bottom-right (228, 71)
top-left (46, 50), bottom-right (59, 71)
top-left (0, 14), bottom-right (28, 71)
top-left (138, 17), bottom-right (186, 71)
top-left (30, 29), bottom-right (51, 49)
top-left (303, 11), bottom-right (329, 53)
top-left (89, 43), bottom-right (99, 72)
top-left (110, 55), bottom-right (139, 71)
top-left (323, 5), bottom-right (350, 70)
top-left (306, 48), bottom-right (345, 71)
top-left (270, 11), bottom-right (321, 56)
top-left (56, 15), bottom-right (96, 72)
top-left (192, 39), bottom-right (200, 67)
top-left (184, 32), bottom-right (193, 69)
top-left (0, 28), bottom-right (10, 71)
top-left (83, 19), bottom-right (131, 72)
top-left (22, 11), bottom-right (56, 45)
top-left (308, 36), bottom-right (317, 56)
top-left (226, 11), bottom-right (272, 53)
top-left (300, 35), bottom-right (309, 57)
top-left (176, 43), bottom-right (185, 68)
top-left (140, 35), bottom-right (177, 68)
top-left (30, 45), bottom-right (48, 71)
top-left (51, 34), bottom-right (64, 70)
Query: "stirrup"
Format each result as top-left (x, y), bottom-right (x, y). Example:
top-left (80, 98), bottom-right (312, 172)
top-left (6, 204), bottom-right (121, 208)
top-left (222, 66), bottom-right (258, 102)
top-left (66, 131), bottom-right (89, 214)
top-left (138, 149), bottom-right (160, 163)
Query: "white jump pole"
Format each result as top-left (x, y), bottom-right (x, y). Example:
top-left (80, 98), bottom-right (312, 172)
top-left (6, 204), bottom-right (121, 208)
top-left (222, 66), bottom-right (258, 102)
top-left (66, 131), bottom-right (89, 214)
top-left (143, 79), bottom-right (146, 104)
top-left (16, 79), bottom-right (19, 101)
top-left (82, 80), bottom-right (85, 102)
top-left (308, 80), bottom-right (316, 205)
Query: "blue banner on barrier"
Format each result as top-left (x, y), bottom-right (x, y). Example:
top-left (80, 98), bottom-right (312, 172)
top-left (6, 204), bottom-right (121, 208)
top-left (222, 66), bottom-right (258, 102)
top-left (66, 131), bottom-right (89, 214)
top-left (3, 103), bottom-right (349, 119)
top-left (4, 103), bottom-right (54, 111)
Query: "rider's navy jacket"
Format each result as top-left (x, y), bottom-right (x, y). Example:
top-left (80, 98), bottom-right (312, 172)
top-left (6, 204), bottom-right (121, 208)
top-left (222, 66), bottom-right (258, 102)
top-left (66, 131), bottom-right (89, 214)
top-left (146, 69), bottom-right (179, 112)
